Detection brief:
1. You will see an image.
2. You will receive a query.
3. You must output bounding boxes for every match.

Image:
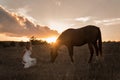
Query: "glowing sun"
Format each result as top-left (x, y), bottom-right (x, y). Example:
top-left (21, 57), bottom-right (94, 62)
top-left (44, 37), bottom-right (57, 43)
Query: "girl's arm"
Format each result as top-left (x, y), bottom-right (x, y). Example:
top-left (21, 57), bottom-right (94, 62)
top-left (21, 49), bottom-right (26, 63)
top-left (22, 49), bottom-right (26, 58)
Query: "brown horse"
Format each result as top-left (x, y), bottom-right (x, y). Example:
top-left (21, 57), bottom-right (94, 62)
top-left (50, 25), bottom-right (102, 63)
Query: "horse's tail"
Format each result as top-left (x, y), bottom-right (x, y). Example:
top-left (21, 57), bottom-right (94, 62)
top-left (98, 28), bottom-right (102, 56)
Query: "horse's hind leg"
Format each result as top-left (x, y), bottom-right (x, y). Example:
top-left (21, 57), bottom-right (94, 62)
top-left (93, 42), bottom-right (99, 56)
top-left (93, 42), bottom-right (99, 61)
top-left (88, 43), bottom-right (94, 63)
top-left (68, 45), bottom-right (74, 63)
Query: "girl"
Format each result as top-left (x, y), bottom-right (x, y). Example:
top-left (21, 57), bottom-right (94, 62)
top-left (22, 42), bottom-right (36, 68)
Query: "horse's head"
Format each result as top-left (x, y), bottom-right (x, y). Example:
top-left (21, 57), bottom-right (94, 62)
top-left (50, 42), bottom-right (59, 63)
top-left (50, 48), bottom-right (57, 63)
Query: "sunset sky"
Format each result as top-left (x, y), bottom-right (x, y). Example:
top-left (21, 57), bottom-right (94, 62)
top-left (0, 0), bottom-right (120, 42)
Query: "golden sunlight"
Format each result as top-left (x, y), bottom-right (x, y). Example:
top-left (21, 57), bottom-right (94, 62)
top-left (48, 20), bottom-right (70, 33)
top-left (43, 37), bottom-right (57, 43)
top-left (0, 34), bottom-right (29, 41)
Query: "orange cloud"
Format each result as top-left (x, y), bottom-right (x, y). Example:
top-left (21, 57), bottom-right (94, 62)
top-left (0, 6), bottom-right (59, 39)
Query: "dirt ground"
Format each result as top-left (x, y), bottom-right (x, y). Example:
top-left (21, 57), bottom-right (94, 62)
top-left (0, 42), bottom-right (120, 80)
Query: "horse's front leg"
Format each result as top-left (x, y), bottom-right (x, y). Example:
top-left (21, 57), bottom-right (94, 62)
top-left (68, 45), bottom-right (74, 63)
top-left (88, 43), bottom-right (94, 63)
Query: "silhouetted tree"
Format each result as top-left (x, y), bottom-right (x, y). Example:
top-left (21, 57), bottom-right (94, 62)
top-left (30, 36), bottom-right (48, 45)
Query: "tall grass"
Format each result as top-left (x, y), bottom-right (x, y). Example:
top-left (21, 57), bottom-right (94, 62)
top-left (0, 42), bottom-right (120, 80)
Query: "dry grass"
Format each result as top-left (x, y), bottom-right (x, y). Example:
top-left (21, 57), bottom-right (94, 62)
top-left (0, 42), bottom-right (120, 80)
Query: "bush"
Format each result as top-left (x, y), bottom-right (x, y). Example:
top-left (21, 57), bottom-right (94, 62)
top-left (19, 41), bottom-right (25, 47)
top-left (10, 41), bottom-right (16, 47)
top-left (2, 43), bottom-right (10, 48)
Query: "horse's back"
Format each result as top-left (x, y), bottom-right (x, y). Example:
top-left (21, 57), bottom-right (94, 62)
top-left (57, 25), bottom-right (101, 45)
top-left (80, 25), bottom-right (100, 42)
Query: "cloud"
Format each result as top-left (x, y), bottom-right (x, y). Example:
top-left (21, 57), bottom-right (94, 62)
top-left (66, 17), bottom-right (120, 26)
top-left (55, 0), bottom-right (61, 6)
top-left (0, 6), bottom-right (59, 38)
top-left (64, 16), bottom-right (91, 23)
top-left (11, 7), bottom-right (38, 24)
top-left (64, 17), bottom-right (120, 28)
top-left (94, 18), bottom-right (120, 25)
top-left (74, 17), bottom-right (91, 22)
top-left (52, 0), bottom-right (61, 6)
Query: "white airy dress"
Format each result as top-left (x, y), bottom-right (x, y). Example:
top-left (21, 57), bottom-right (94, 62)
top-left (22, 49), bottom-right (36, 68)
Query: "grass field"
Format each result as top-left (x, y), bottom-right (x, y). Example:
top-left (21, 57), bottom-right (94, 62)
top-left (0, 42), bottom-right (120, 80)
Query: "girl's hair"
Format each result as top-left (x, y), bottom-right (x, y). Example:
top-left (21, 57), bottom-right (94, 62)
top-left (25, 42), bottom-right (32, 50)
